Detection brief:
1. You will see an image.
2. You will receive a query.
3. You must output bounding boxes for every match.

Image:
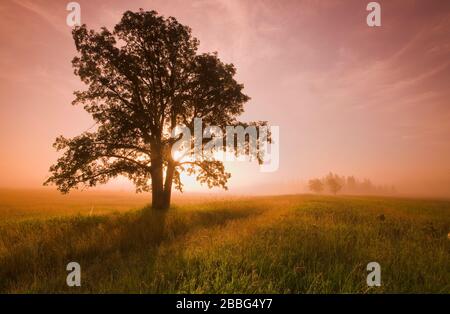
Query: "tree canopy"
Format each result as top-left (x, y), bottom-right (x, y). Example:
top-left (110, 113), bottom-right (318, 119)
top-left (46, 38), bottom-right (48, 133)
top-left (44, 10), bottom-right (265, 209)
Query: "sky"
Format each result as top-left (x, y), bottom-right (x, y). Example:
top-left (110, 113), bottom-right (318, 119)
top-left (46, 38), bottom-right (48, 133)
top-left (0, 0), bottom-right (449, 196)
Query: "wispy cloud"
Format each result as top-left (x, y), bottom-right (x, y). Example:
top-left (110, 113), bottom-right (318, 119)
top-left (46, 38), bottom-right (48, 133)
top-left (11, 0), bottom-right (69, 36)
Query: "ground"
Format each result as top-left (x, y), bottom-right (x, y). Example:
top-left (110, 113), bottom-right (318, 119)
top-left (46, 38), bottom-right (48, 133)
top-left (0, 190), bottom-right (449, 293)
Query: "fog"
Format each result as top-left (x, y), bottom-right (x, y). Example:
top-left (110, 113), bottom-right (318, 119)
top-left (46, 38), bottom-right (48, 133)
top-left (0, 0), bottom-right (449, 198)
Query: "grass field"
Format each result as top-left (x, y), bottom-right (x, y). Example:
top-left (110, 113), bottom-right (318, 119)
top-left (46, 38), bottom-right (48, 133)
top-left (0, 190), bottom-right (449, 293)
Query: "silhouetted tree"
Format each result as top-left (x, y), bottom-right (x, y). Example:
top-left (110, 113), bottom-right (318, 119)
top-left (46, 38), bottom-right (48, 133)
top-left (346, 175), bottom-right (357, 193)
top-left (44, 10), bottom-right (265, 210)
top-left (308, 178), bottom-right (324, 193)
top-left (308, 173), bottom-right (397, 196)
top-left (325, 172), bottom-right (342, 195)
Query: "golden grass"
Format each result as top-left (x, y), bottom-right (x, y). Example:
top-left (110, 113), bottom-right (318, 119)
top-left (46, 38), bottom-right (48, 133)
top-left (0, 191), bottom-right (449, 293)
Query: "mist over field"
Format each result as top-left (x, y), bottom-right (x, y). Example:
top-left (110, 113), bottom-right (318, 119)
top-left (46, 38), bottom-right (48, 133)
top-left (1, 0), bottom-right (449, 198)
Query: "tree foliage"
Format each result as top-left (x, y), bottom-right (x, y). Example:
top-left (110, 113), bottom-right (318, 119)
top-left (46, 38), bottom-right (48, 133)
top-left (44, 10), bottom-right (264, 209)
top-left (308, 178), bottom-right (324, 193)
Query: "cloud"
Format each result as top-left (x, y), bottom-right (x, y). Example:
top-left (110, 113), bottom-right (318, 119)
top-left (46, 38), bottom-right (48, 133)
top-left (11, 0), bottom-right (69, 36)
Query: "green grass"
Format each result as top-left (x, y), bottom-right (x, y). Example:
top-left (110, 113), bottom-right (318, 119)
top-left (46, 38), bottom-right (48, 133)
top-left (0, 192), bottom-right (449, 293)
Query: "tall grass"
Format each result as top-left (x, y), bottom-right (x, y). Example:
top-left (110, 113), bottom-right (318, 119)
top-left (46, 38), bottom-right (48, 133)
top-left (0, 194), bottom-right (448, 293)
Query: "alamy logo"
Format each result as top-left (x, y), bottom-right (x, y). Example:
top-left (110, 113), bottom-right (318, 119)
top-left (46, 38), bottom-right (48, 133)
top-left (366, 262), bottom-right (381, 287)
top-left (66, 2), bottom-right (81, 27)
top-left (366, 2), bottom-right (381, 27)
top-left (66, 262), bottom-right (81, 287)
top-left (171, 118), bottom-right (280, 172)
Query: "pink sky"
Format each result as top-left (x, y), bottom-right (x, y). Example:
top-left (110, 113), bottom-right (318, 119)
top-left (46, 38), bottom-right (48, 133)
top-left (0, 0), bottom-right (449, 196)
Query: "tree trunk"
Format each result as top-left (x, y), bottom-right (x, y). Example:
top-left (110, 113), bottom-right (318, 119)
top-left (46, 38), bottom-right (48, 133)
top-left (151, 158), bottom-right (175, 210)
top-left (151, 153), bottom-right (166, 210)
top-left (162, 162), bottom-right (175, 210)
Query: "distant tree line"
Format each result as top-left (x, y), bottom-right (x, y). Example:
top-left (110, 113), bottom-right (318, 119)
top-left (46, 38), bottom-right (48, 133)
top-left (308, 172), bottom-right (397, 195)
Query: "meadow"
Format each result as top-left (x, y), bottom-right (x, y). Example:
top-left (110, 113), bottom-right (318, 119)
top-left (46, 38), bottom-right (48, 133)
top-left (0, 189), bottom-right (449, 293)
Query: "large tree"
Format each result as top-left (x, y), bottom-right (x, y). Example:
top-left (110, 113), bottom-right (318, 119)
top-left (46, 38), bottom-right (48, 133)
top-left (44, 10), bottom-right (265, 209)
